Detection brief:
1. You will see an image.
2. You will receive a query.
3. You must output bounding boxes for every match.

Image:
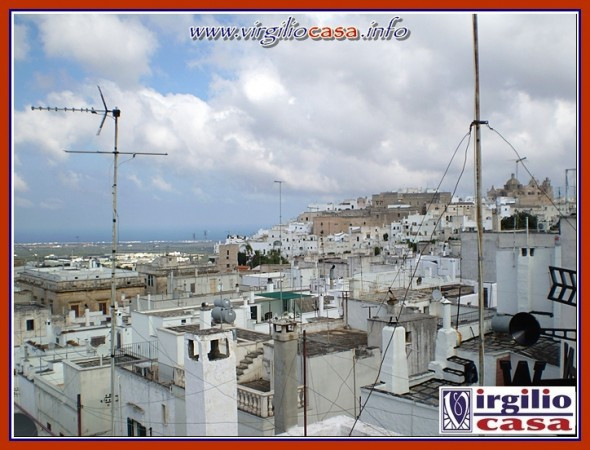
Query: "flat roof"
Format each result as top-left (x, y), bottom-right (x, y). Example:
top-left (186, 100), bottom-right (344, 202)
top-left (367, 377), bottom-right (462, 408)
top-left (305, 328), bottom-right (371, 357)
top-left (235, 328), bottom-right (271, 343)
top-left (22, 267), bottom-right (139, 281)
top-left (140, 308), bottom-right (197, 318)
top-left (256, 292), bottom-right (313, 301)
top-left (166, 324), bottom-right (201, 334)
top-left (460, 332), bottom-right (560, 367)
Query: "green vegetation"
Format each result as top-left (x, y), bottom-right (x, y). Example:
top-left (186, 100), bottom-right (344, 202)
top-left (501, 211), bottom-right (538, 230)
top-left (241, 249), bottom-right (288, 268)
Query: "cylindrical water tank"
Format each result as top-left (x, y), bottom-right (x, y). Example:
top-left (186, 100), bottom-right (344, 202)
top-left (214, 298), bottom-right (231, 309)
top-left (211, 307), bottom-right (236, 324)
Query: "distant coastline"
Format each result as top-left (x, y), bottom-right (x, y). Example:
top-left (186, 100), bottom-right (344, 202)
top-left (13, 226), bottom-right (260, 245)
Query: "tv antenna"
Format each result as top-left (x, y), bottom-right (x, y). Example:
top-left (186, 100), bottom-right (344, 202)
top-left (32, 86), bottom-right (167, 436)
top-left (509, 156), bottom-right (527, 181)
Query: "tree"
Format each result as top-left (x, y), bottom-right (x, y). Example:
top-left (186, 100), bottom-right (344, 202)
top-left (249, 250), bottom-right (263, 268)
top-left (501, 211), bottom-right (538, 230)
top-left (248, 249), bottom-right (287, 268)
top-left (237, 252), bottom-right (248, 266)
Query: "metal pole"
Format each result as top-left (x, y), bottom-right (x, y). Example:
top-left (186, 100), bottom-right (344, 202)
top-left (303, 330), bottom-right (308, 437)
top-left (274, 180), bottom-right (284, 313)
top-left (110, 108), bottom-right (120, 435)
top-left (473, 14), bottom-right (485, 386)
top-left (77, 394), bottom-right (82, 436)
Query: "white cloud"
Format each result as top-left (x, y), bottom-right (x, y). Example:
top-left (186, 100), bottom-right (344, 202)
top-left (59, 170), bottom-right (85, 189)
top-left (241, 67), bottom-right (288, 103)
top-left (127, 173), bottom-right (143, 189)
top-left (14, 12), bottom-right (577, 215)
top-left (14, 89), bottom-right (104, 159)
top-left (13, 23), bottom-right (31, 61)
top-left (152, 175), bottom-right (174, 192)
top-left (13, 173), bottom-right (28, 192)
top-left (15, 196), bottom-right (34, 208)
top-left (36, 14), bottom-right (158, 85)
top-left (191, 186), bottom-right (209, 201)
top-left (40, 198), bottom-right (64, 210)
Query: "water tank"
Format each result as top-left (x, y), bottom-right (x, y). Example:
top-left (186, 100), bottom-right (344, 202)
top-left (212, 306), bottom-right (236, 324)
top-left (214, 298), bottom-right (231, 309)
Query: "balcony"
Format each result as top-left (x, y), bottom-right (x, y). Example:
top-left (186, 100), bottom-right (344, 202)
top-left (237, 379), bottom-right (304, 418)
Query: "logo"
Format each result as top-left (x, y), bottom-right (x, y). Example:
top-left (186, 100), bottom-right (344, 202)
top-left (440, 388), bottom-right (472, 433)
top-left (439, 387), bottom-right (577, 436)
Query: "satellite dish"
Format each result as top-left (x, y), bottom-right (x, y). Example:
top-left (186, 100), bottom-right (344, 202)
top-left (432, 289), bottom-right (443, 301)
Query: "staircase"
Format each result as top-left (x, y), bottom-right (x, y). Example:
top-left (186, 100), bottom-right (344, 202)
top-left (443, 355), bottom-right (478, 384)
top-left (236, 348), bottom-right (264, 381)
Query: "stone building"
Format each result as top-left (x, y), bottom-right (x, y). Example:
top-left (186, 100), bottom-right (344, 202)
top-left (488, 173), bottom-right (554, 208)
top-left (17, 267), bottom-right (145, 317)
top-left (216, 243), bottom-right (239, 273)
top-left (13, 303), bottom-right (51, 347)
top-left (372, 191), bottom-right (452, 214)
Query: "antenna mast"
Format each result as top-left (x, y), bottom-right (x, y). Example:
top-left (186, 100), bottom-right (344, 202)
top-left (32, 86), bottom-right (167, 435)
top-left (472, 14), bottom-right (485, 386)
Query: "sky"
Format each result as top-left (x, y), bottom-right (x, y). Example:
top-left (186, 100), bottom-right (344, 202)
top-left (11, 11), bottom-right (578, 243)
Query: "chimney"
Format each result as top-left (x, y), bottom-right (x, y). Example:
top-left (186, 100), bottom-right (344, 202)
top-left (429, 298), bottom-right (459, 378)
top-left (329, 264), bottom-right (335, 289)
top-left (272, 318), bottom-right (299, 434)
top-left (381, 325), bottom-right (409, 394)
top-left (200, 304), bottom-right (212, 330)
top-left (45, 319), bottom-right (53, 343)
top-left (442, 298), bottom-right (452, 330)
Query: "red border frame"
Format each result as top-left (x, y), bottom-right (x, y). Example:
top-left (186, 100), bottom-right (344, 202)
top-left (2, 1), bottom-right (587, 449)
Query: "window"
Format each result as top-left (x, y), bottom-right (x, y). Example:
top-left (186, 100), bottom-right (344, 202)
top-left (208, 338), bottom-right (230, 361)
top-left (162, 404), bottom-right (168, 425)
top-left (521, 248), bottom-right (528, 257)
top-left (70, 304), bottom-right (80, 317)
top-left (98, 302), bottom-right (107, 315)
top-left (90, 336), bottom-right (106, 346)
top-left (127, 418), bottom-right (147, 436)
top-left (26, 319), bottom-right (34, 331)
top-left (187, 339), bottom-right (199, 361)
top-left (530, 248), bottom-right (535, 256)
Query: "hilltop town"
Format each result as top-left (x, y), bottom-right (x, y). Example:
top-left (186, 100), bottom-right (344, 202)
top-left (13, 173), bottom-right (577, 437)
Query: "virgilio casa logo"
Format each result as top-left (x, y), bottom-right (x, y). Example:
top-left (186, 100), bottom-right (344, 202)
top-left (439, 387), bottom-right (576, 435)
